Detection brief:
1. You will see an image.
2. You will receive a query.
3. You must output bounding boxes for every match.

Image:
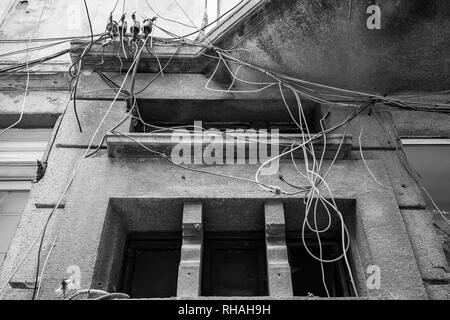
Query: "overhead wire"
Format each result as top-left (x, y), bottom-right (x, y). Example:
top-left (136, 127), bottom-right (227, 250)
top-left (358, 127), bottom-right (393, 190)
top-left (0, 34), bottom-right (105, 43)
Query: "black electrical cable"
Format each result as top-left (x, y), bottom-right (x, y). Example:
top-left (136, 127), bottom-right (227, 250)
top-left (111, 0), bottom-right (120, 16)
top-left (67, 42), bottom-right (109, 131)
top-left (278, 173), bottom-right (310, 191)
top-left (71, 76), bottom-right (83, 132)
top-left (68, 35), bottom-right (105, 78)
top-left (94, 70), bottom-right (130, 97)
top-left (69, 50), bottom-right (110, 134)
top-left (83, 111), bottom-right (130, 159)
top-left (0, 40), bottom-right (70, 59)
top-left (0, 48), bottom-right (71, 74)
top-left (68, 0), bottom-right (101, 133)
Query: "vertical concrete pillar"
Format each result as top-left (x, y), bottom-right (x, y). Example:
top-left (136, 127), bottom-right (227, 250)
top-left (177, 202), bottom-right (203, 297)
top-left (264, 201), bottom-right (293, 297)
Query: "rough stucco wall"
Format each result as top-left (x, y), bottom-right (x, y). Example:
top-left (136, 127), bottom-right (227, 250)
top-left (222, 0), bottom-right (450, 93)
top-left (0, 0), bottom-right (208, 39)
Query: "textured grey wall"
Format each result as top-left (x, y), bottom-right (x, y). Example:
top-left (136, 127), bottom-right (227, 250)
top-left (221, 0), bottom-right (450, 93)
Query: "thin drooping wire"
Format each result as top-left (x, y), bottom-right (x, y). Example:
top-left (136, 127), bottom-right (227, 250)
top-left (68, 0), bottom-right (97, 133)
top-left (358, 127), bottom-right (393, 190)
top-left (2, 3), bottom-right (448, 299)
top-left (0, 44), bottom-right (81, 74)
top-left (144, 0), bottom-right (196, 29)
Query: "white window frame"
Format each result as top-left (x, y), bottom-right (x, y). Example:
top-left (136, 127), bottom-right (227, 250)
top-left (401, 138), bottom-right (450, 146)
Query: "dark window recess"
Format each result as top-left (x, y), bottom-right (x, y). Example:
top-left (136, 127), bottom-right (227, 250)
top-left (130, 98), bottom-right (321, 134)
top-left (287, 238), bottom-right (353, 297)
top-left (120, 232), bottom-right (181, 298)
top-left (201, 232), bottom-right (268, 297)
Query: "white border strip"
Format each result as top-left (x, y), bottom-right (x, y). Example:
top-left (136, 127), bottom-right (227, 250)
top-left (0, 0), bottom-right (16, 29)
top-left (401, 138), bottom-right (450, 146)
